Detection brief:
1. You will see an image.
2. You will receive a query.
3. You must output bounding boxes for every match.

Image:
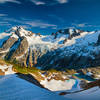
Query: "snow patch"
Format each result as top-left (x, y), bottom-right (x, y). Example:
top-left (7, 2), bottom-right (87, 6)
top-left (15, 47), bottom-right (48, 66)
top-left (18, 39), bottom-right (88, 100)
top-left (0, 64), bottom-right (15, 75)
top-left (40, 79), bottom-right (75, 91)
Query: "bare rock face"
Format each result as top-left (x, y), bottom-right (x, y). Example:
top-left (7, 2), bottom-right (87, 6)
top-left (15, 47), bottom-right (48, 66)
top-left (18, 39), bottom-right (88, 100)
top-left (0, 37), bottom-right (18, 51)
top-left (28, 49), bottom-right (33, 67)
top-left (0, 69), bottom-right (5, 75)
top-left (97, 34), bottom-right (100, 45)
top-left (63, 38), bottom-right (67, 44)
top-left (10, 37), bottom-right (28, 60)
top-left (0, 37), bottom-right (18, 58)
top-left (11, 44), bottom-right (50, 67)
top-left (90, 53), bottom-right (100, 67)
top-left (39, 52), bottom-right (100, 70)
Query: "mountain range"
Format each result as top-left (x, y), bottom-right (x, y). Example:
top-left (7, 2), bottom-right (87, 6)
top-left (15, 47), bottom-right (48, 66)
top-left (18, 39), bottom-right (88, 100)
top-left (0, 26), bottom-right (100, 70)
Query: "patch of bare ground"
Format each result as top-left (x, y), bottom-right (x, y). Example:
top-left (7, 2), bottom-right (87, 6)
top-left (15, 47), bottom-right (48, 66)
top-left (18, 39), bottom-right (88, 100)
top-left (0, 69), bottom-right (5, 75)
top-left (0, 59), bottom-right (10, 66)
top-left (84, 79), bottom-right (100, 89)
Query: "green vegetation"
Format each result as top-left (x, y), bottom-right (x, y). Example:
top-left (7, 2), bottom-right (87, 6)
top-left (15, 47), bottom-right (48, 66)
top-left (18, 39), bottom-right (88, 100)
top-left (48, 69), bottom-right (60, 73)
top-left (0, 58), bottom-right (75, 75)
top-left (0, 59), bottom-right (10, 66)
top-left (4, 59), bottom-right (45, 81)
top-left (13, 64), bottom-right (40, 74)
top-left (3, 59), bottom-right (40, 74)
top-left (66, 69), bottom-right (76, 75)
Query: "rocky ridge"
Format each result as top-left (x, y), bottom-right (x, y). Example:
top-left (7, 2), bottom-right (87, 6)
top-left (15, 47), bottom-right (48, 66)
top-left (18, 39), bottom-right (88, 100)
top-left (0, 26), bottom-right (100, 70)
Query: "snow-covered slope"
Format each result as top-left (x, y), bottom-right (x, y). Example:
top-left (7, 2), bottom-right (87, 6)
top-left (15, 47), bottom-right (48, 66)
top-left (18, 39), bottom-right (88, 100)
top-left (0, 26), bottom-right (100, 69)
top-left (65, 86), bottom-right (100, 100)
top-left (40, 78), bottom-right (75, 91)
top-left (0, 74), bottom-right (70, 100)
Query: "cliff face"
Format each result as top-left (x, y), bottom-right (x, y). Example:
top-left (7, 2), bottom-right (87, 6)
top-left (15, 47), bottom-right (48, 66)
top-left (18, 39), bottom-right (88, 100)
top-left (0, 26), bottom-right (100, 70)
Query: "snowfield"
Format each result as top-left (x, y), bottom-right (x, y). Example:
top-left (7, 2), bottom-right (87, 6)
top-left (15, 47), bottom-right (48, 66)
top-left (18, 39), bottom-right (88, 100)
top-left (40, 79), bottom-right (76, 91)
top-left (0, 74), bottom-right (70, 100)
top-left (65, 86), bottom-right (100, 100)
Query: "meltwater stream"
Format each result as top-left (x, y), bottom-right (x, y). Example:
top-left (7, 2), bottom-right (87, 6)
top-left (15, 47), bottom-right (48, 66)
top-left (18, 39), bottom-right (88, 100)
top-left (0, 74), bottom-right (69, 100)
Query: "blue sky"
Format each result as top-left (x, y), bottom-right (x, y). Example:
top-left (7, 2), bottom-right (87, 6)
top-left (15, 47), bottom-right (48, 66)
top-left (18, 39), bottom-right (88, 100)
top-left (0, 0), bottom-right (100, 35)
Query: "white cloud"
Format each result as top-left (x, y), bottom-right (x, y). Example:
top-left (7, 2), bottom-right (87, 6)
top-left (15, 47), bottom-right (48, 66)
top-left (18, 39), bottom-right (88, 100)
top-left (0, 21), bottom-right (11, 26)
top-left (56, 0), bottom-right (68, 4)
top-left (72, 23), bottom-right (87, 27)
top-left (30, 0), bottom-right (45, 5)
top-left (72, 23), bottom-right (100, 28)
top-left (30, 0), bottom-right (68, 6)
top-left (2, 18), bottom-right (24, 24)
top-left (77, 24), bottom-right (86, 27)
top-left (0, 0), bottom-right (21, 4)
top-left (51, 26), bottom-right (57, 29)
top-left (26, 20), bottom-right (57, 29)
top-left (1, 17), bottom-right (57, 29)
top-left (0, 14), bottom-right (7, 17)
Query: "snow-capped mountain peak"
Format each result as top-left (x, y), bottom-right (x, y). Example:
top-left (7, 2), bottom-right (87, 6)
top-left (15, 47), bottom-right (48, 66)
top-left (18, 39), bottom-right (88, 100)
top-left (0, 26), bottom-right (100, 70)
top-left (11, 26), bottom-right (33, 37)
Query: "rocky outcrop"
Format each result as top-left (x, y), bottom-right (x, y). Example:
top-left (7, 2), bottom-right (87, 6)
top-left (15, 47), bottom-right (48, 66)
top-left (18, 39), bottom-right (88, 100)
top-left (0, 37), bottom-right (18, 58)
top-left (11, 37), bottom-right (28, 60)
top-left (0, 26), bottom-right (100, 70)
top-left (37, 52), bottom-right (100, 70)
top-left (0, 37), bottom-right (18, 51)
top-left (0, 69), bottom-right (5, 75)
top-left (97, 34), bottom-right (100, 45)
top-left (29, 49), bottom-right (33, 67)
top-left (63, 38), bottom-right (67, 44)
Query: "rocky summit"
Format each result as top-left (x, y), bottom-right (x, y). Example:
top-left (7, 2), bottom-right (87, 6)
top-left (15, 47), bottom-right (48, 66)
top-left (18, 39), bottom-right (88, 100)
top-left (0, 26), bottom-right (100, 70)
